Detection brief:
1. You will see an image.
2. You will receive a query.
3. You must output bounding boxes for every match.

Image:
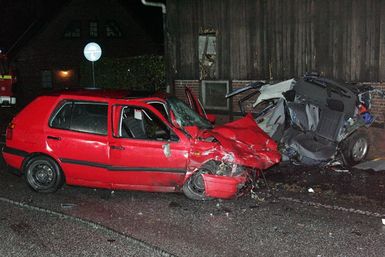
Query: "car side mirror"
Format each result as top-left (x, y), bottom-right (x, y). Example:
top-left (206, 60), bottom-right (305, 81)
top-left (184, 125), bottom-right (200, 138)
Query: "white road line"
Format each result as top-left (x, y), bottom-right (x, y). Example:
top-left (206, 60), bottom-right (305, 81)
top-left (279, 196), bottom-right (385, 218)
top-left (257, 191), bottom-right (385, 218)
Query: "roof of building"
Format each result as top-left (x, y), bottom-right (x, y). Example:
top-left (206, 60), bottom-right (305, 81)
top-left (1, 0), bottom-right (163, 59)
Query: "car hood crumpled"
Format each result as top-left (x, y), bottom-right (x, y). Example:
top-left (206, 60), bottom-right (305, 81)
top-left (196, 114), bottom-right (281, 170)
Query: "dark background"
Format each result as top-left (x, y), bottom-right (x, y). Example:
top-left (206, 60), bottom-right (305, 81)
top-left (0, 0), bottom-right (163, 53)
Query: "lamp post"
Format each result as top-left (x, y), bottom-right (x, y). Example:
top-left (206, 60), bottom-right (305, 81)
top-left (83, 42), bottom-right (102, 88)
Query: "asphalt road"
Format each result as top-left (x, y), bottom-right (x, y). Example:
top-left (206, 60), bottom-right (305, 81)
top-left (1, 154), bottom-right (385, 257)
top-left (0, 200), bottom-right (167, 257)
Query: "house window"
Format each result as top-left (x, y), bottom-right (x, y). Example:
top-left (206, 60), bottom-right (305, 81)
top-left (105, 20), bottom-right (122, 38)
top-left (89, 21), bottom-right (98, 37)
top-left (64, 21), bottom-right (81, 38)
top-left (41, 70), bottom-right (52, 88)
top-left (202, 81), bottom-right (229, 110)
top-left (199, 32), bottom-right (217, 79)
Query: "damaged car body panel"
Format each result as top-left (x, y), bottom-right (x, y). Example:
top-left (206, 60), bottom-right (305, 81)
top-left (184, 115), bottom-right (281, 199)
top-left (3, 89), bottom-right (280, 201)
top-left (161, 95), bottom-right (281, 200)
top-left (227, 74), bottom-right (385, 166)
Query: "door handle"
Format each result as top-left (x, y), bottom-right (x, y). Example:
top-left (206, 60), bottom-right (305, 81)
top-left (111, 145), bottom-right (125, 150)
top-left (47, 136), bottom-right (61, 141)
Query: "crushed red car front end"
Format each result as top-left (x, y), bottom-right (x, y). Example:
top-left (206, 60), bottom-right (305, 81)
top-left (186, 114), bottom-right (281, 199)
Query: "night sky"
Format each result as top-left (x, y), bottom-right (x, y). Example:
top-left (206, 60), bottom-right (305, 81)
top-left (0, 0), bottom-right (163, 53)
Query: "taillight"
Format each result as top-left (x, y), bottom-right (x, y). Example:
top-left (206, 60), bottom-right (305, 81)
top-left (6, 122), bottom-right (15, 140)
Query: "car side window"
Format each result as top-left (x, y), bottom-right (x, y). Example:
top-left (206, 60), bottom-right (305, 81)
top-left (50, 101), bottom-right (108, 135)
top-left (50, 102), bottom-right (72, 129)
top-left (148, 102), bottom-right (169, 119)
top-left (119, 106), bottom-right (174, 141)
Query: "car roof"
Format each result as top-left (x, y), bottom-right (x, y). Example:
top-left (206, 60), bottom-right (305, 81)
top-left (44, 88), bottom-right (160, 100)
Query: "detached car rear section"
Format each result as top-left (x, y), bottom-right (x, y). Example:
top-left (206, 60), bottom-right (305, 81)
top-left (227, 74), bottom-right (384, 167)
top-left (2, 90), bottom-right (281, 200)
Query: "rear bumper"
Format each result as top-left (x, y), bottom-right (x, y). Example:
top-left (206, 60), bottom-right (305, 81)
top-left (1, 146), bottom-right (26, 171)
top-left (202, 174), bottom-right (247, 199)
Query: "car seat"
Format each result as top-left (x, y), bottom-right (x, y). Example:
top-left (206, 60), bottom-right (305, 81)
top-left (122, 117), bottom-right (147, 139)
top-left (284, 106), bottom-right (346, 165)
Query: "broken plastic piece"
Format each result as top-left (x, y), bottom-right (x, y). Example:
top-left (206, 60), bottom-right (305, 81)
top-left (202, 174), bottom-right (245, 199)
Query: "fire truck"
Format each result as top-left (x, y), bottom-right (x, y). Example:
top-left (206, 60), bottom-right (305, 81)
top-left (0, 51), bottom-right (16, 106)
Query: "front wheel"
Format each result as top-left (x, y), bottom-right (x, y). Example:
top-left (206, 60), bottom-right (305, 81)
top-left (24, 156), bottom-right (64, 193)
top-left (182, 162), bottom-right (217, 200)
top-left (342, 131), bottom-right (369, 166)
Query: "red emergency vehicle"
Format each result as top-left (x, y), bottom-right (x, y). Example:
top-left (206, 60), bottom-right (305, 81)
top-left (0, 52), bottom-right (16, 106)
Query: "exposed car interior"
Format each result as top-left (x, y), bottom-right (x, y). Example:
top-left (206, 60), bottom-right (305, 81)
top-left (226, 74), bottom-right (385, 166)
top-left (119, 106), bottom-right (172, 140)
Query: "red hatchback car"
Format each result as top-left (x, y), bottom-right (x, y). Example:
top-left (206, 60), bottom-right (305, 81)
top-left (2, 89), bottom-right (281, 200)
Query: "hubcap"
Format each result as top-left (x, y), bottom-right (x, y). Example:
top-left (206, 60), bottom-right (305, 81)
top-left (28, 160), bottom-right (56, 188)
top-left (352, 138), bottom-right (368, 161)
top-left (34, 164), bottom-right (54, 184)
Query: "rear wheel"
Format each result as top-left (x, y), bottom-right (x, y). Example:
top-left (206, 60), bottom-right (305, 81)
top-left (24, 156), bottom-right (64, 193)
top-left (342, 131), bottom-right (369, 166)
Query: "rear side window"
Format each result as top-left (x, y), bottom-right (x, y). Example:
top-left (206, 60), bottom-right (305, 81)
top-left (50, 101), bottom-right (108, 135)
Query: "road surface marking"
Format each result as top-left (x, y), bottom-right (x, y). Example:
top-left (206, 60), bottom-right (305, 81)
top-left (279, 196), bottom-right (384, 218)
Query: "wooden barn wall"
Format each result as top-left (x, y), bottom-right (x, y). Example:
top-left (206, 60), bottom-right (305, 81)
top-left (166, 0), bottom-right (385, 82)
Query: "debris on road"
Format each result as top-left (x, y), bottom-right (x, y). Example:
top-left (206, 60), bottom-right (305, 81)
top-left (354, 159), bottom-right (385, 172)
top-left (308, 188), bottom-right (315, 193)
top-left (61, 203), bottom-right (77, 209)
top-left (251, 191), bottom-right (265, 202)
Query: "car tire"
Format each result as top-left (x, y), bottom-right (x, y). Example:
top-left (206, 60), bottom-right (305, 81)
top-left (24, 156), bottom-right (64, 193)
top-left (342, 131), bottom-right (369, 166)
top-left (182, 162), bottom-right (217, 201)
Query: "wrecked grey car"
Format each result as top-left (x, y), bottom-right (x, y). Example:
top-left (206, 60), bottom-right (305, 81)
top-left (227, 74), bottom-right (384, 167)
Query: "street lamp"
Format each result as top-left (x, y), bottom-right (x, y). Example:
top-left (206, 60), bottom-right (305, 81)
top-left (83, 42), bottom-right (102, 88)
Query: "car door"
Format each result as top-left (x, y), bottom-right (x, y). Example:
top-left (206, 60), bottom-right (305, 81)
top-left (109, 101), bottom-right (189, 192)
top-left (185, 86), bottom-right (216, 124)
top-left (45, 100), bottom-right (110, 188)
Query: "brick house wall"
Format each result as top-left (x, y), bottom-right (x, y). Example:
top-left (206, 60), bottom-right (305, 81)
top-left (14, 0), bottom-right (160, 104)
top-left (363, 83), bottom-right (385, 124)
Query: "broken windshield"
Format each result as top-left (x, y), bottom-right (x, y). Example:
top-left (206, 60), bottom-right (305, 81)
top-left (167, 96), bottom-right (213, 129)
